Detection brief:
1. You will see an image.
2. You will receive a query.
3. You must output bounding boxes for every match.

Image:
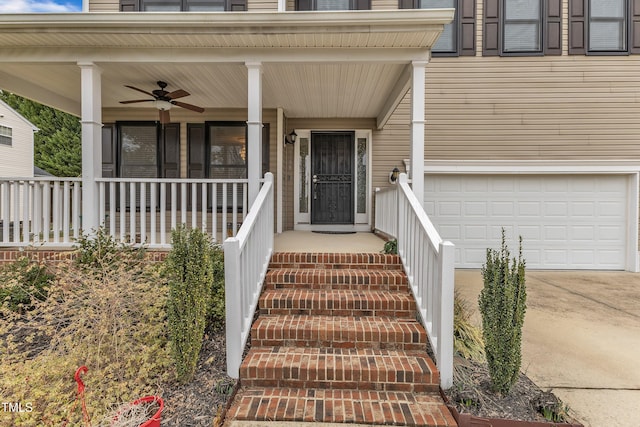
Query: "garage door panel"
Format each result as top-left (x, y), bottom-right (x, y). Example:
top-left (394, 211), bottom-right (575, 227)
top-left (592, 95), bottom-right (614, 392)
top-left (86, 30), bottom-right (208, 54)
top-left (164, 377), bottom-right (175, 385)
top-left (425, 174), bottom-right (628, 270)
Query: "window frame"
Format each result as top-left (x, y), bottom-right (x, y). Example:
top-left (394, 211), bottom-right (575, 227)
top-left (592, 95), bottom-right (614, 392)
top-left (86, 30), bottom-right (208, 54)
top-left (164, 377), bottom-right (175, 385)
top-left (0, 125), bottom-right (12, 147)
top-left (501, 0), bottom-right (544, 54)
top-left (419, 0), bottom-right (459, 57)
top-left (587, 0), bottom-right (630, 55)
top-left (295, 0), bottom-right (370, 11)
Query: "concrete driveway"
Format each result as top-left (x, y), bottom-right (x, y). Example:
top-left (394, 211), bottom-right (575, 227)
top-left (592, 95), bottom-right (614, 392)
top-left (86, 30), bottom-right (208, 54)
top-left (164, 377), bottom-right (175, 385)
top-left (455, 270), bottom-right (640, 427)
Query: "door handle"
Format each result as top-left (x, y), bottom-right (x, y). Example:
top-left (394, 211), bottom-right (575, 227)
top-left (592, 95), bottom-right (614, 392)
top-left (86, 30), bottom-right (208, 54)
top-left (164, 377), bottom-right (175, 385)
top-left (313, 175), bottom-right (318, 200)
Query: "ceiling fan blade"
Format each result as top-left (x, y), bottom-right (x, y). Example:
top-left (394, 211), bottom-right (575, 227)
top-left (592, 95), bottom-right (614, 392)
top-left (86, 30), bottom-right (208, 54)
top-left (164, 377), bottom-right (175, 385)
top-left (125, 85), bottom-right (155, 97)
top-left (159, 109), bottom-right (170, 124)
top-left (119, 99), bottom-right (154, 104)
top-left (172, 101), bottom-right (205, 113)
top-left (167, 89), bottom-right (189, 100)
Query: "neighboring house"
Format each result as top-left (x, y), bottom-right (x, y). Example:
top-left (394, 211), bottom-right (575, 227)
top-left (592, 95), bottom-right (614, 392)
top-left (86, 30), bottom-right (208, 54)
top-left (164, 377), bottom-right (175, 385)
top-left (0, 99), bottom-right (37, 230)
top-left (0, 98), bottom-right (36, 178)
top-left (0, 0), bottom-right (639, 272)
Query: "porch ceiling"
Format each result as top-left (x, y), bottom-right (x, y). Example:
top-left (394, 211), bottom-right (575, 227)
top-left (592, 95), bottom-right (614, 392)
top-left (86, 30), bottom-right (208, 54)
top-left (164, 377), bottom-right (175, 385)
top-left (0, 10), bottom-right (453, 120)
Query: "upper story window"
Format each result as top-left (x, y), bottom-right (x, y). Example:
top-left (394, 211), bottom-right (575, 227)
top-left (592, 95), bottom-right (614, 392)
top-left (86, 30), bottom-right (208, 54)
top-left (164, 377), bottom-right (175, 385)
top-left (569, 0), bottom-right (640, 54)
top-left (0, 125), bottom-right (12, 146)
top-left (120, 0), bottom-right (246, 11)
top-left (296, 0), bottom-right (369, 10)
top-left (484, 0), bottom-right (562, 56)
top-left (399, 0), bottom-right (475, 56)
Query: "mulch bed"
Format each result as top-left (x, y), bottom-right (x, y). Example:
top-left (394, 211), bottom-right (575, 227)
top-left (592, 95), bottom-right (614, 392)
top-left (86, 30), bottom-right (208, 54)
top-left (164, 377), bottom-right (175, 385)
top-left (444, 356), bottom-right (571, 423)
top-left (160, 327), bottom-right (235, 427)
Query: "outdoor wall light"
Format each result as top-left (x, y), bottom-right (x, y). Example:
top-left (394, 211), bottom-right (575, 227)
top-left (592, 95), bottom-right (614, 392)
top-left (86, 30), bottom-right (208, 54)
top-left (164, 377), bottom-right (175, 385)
top-left (389, 167), bottom-right (400, 184)
top-left (284, 130), bottom-right (297, 145)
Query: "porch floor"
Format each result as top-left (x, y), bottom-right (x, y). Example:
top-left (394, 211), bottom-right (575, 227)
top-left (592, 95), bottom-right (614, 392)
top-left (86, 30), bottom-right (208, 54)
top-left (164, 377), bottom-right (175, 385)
top-left (273, 231), bottom-right (386, 253)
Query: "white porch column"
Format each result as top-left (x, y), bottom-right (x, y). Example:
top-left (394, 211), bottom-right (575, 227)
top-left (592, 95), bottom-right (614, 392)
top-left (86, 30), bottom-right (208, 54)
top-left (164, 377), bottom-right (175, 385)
top-left (246, 61), bottom-right (263, 207)
top-left (79, 62), bottom-right (102, 234)
top-left (410, 60), bottom-right (427, 207)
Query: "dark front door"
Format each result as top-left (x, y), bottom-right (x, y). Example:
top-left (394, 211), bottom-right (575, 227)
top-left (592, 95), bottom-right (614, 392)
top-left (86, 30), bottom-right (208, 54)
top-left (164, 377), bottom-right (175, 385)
top-left (311, 132), bottom-right (354, 224)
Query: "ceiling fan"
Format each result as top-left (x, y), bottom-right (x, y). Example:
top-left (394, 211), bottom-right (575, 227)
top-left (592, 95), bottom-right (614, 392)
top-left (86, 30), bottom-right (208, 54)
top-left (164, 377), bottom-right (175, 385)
top-left (119, 81), bottom-right (205, 124)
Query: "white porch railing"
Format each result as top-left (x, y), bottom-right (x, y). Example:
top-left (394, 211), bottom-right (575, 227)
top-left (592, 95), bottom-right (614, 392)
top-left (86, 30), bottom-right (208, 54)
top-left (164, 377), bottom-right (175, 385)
top-left (374, 173), bottom-right (455, 389)
top-left (96, 178), bottom-right (248, 248)
top-left (224, 173), bottom-right (274, 379)
top-left (0, 177), bottom-right (82, 247)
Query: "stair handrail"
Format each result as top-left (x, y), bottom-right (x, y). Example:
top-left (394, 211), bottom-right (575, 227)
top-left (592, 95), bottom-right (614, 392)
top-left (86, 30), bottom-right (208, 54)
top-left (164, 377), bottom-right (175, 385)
top-left (224, 172), bottom-right (274, 379)
top-left (381, 173), bottom-right (455, 389)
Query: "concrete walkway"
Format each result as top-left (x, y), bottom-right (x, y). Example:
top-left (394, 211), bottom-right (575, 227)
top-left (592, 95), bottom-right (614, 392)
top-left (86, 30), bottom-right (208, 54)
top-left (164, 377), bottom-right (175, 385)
top-left (456, 270), bottom-right (640, 427)
top-left (274, 231), bottom-right (386, 253)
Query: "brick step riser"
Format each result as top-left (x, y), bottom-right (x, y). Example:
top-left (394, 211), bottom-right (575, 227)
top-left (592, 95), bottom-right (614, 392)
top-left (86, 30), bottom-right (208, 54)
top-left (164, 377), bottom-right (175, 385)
top-left (240, 378), bottom-right (438, 393)
top-left (263, 282), bottom-right (408, 292)
top-left (269, 263), bottom-right (403, 271)
top-left (252, 338), bottom-right (425, 351)
top-left (270, 253), bottom-right (402, 270)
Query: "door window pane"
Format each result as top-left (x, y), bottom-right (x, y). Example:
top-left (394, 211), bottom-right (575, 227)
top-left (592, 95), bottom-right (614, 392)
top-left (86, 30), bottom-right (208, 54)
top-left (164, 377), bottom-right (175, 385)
top-left (503, 0), bottom-right (541, 52)
top-left (421, 0), bottom-right (456, 52)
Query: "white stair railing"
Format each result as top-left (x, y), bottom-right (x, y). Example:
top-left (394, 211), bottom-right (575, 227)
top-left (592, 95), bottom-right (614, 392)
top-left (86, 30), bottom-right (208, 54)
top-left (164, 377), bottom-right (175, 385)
top-left (224, 172), bottom-right (274, 379)
top-left (0, 177), bottom-right (82, 247)
top-left (96, 178), bottom-right (248, 248)
top-left (375, 173), bottom-right (455, 389)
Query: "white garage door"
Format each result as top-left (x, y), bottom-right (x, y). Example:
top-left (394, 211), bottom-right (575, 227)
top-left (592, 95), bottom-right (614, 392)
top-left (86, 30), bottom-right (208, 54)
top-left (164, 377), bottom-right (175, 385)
top-left (424, 175), bottom-right (629, 270)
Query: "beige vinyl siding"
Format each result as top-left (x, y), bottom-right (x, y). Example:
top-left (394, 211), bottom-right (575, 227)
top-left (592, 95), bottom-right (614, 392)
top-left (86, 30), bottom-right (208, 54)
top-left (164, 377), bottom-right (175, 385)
top-left (248, 0), bottom-right (278, 10)
top-left (89, 0), bottom-right (119, 11)
top-left (423, 55), bottom-right (640, 160)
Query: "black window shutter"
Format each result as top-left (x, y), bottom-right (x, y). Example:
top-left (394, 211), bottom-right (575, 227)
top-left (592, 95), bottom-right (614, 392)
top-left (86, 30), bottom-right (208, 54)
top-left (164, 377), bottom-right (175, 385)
top-left (459, 0), bottom-right (476, 56)
top-left (161, 124), bottom-right (180, 179)
top-left (296, 0), bottom-right (313, 10)
top-left (398, 0), bottom-right (417, 8)
top-left (187, 124), bottom-right (206, 178)
top-left (631, 0), bottom-right (640, 53)
top-left (353, 0), bottom-right (370, 10)
top-left (101, 124), bottom-right (117, 178)
top-left (545, 0), bottom-right (562, 55)
top-left (119, 0), bottom-right (139, 11)
top-left (483, 0), bottom-right (500, 56)
top-left (228, 0), bottom-right (247, 10)
top-left (568, 0), bottom-right (586, 54)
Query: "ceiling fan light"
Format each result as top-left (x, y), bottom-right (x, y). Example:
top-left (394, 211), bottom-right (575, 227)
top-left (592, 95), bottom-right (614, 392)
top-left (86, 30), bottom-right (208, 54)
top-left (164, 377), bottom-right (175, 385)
top-left (154, 100), bottom-right (172, 111)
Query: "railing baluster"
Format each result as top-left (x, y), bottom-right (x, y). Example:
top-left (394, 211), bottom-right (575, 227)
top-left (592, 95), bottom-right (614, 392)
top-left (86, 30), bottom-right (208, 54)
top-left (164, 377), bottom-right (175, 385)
top-left (99, 181), bottom-right (106, 227)
top-left (42, 182), bottom-right (50, 243)
top-left (232, 182), bottom-right (238, 237)
top-left (192, 183), bottom-right (198, 228)
top-left (109, 182), bottom-right (116, 238)
top-left (119, 182), bottom-right (126, 243)
top-left (130, 182), bottom-right (136, 244)
top-left (171, 182), bottom-right (177, 232)
top-left (222, 183), bottom-right (227, 240)
top-left (22, 181), bottom-right (30, 243)
top-left (212, 183), bottom-right (218, 243)
top-left (1, 182), bottom-right (9, 244)
top-left (201, 182), bottom-right (207, 233)
top-left (62, 181), bottom-right (70, 243)
top-left (140, 182), bottom-right (147, 244)
top-left (160, 183), bottom-right (167, 245)
top-left (73, 181), bottom-right (81, 239)
top-left (181, 182), bottom-right (187, 226)
top-left (52, 181), bottom-right (61, 244)
top-left (150, 182), bottom-right (157, 246)
top-left (33, 182), bottom-right (42, 243)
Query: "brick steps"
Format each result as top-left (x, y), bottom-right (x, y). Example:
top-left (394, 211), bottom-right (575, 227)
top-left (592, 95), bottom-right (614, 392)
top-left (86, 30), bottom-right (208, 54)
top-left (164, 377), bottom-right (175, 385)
top-left (240, 347), bottom-right (439, 392)
top-left (231, 388), bottom-right (456, 426)
top-left (228, 252), bottom-right (456, 427)
top-left (251, 315), bottom-right (427, 350)
top-left (259, 288), bottom-right (416, 317)
top-left (265, 268), bottom-right (408, 291)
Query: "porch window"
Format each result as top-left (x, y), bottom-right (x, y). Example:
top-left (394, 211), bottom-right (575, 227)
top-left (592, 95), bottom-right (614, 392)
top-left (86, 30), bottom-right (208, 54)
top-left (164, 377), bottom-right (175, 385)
top-left (119, 123), bottom-right (157, 178)
top-left (120, 0), bottom-right (246, 11)
top-left (209, 124), bottom-right (247, 180)
top-left (0, 125), bottom-right (12, 146)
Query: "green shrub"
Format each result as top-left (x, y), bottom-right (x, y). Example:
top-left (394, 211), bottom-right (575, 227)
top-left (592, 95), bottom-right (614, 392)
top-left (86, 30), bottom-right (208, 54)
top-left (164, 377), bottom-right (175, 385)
top-left (165, 225), bottom-right (214, 383)
top-left (478, 229), bottom-right (527, 395)
top-left (0, 257), bottom-right (54, 313)
top-left (74, 227), bottom-right (144, 272)
top-left (382, 239), bottom-right (397, 255)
